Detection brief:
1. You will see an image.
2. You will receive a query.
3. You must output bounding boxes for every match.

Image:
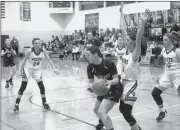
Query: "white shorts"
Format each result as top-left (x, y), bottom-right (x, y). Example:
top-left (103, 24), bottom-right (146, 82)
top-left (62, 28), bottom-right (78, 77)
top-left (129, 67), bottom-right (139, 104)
top-left (120, 80), bottom-right (139, 105)
top-left (116, 61), bottom-right (123, 75)
top-left (22, 67), bottom-right (43, 80)
top-left (158, 71), bottom-right (180, 90)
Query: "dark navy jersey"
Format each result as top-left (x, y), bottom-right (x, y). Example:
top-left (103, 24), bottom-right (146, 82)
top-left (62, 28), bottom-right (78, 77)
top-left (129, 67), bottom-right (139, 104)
top-left (87, 58), bottom-right (117, 80)
top-left (2, 47), bottom-right (15, 62)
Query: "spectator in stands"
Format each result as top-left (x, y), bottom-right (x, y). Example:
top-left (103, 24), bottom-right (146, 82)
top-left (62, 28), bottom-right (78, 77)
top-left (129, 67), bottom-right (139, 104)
top-left (160, 25), bottom-right (167, 36)
top-left (51, 36), bottom-right (55, 44)
top-left (112, 28), bottom-right (116, 35)
top-left (72, 44), bottom-right (80, 60)
top-left (64, 43), bottom-right (72, 60)
top-left (86, 32), bottom-right (101, 48)
top-left (105, 28), bottom-right (111, 35)
top-left (99, 29), bottom-right (105, 43)
top-left (104, 32), bottom-right (110, 43)
top-left (170, 22), bottom-right (180, 32)
top-left (11, 36), bottom-right (19, 56)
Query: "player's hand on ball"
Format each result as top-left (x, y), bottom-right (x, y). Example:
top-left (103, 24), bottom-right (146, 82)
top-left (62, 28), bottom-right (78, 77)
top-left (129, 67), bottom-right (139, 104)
top-left (106, 80), bottom-right (112, 90)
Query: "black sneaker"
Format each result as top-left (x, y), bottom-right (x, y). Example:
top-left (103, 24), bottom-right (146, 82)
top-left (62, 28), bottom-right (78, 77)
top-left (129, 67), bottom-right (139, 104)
top-left (96, 120), bottom-right (104, 130)
top-left (43, 102), bottom-right (51, 110)
top-left (156, 110), bottom-right (168, 121)
top-left (5, 81), bottom-right (9, 88)
top-left (87, 88), bottom-right (93, 93)
top-left (14, 104), bottom-right (19, 112)
top-left (9, 80), bottom-right (14, 86)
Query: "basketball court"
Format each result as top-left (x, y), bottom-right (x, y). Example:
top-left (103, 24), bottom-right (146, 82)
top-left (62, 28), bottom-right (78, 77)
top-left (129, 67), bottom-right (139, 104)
top-left (1, 59), bottom-right (180, 130)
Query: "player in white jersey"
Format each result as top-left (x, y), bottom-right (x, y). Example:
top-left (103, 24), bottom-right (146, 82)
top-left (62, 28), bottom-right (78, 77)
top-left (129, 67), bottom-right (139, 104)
top-left (151, 32), bottom-right (180, 121)
top-left (14, 38), bottom-right (59, 112)
top-left (115, 36), bottom-right (126, 75)
top-left (117, 6), bottom-right (150, 130)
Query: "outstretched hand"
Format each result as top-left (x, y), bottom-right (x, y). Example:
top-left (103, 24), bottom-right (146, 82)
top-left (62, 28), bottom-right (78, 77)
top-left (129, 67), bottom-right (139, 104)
top-left (140, 9), bottom-right (151, 25)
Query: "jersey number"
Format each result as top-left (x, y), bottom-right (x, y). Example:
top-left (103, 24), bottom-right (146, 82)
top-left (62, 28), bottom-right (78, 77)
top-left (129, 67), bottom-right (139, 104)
top-left (33, 62), bottom-right (40, 66)
top-left (165, 62), bottom-right (171, 68)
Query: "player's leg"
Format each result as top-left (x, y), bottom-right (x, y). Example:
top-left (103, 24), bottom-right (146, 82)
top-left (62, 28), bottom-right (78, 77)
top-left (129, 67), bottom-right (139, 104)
top-left (33, 69), bottom-right (50, 110)
top-left (8, 63), bottom-right (17, 86)
top-left (3, 65), bottom-right (10, 88)
top-left (173, 72), bottom-right (180, 97)
top-left (151, 74), bottom-right (170, 121)
top-left (94, 96), bottom-right (103, 130)
top-left (14, 67), bottom-right (30, 112)
top-left (98, 84), bottom-right (122, 130)
top-left (119, 100), bottom-right (141, 130)
top-left (98, 99), bottom-right (116, 130)
top-left (120, 81), bottom-right (141, 130)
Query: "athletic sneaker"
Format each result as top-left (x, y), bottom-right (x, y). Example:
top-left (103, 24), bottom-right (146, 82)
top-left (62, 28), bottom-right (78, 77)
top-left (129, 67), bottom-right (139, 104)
top-left (156, 110), bottom-right (168, 121)
top-left (43, 102), bottom-right (50, 110)
top-left (5, 80), bottom-right (9, 88)
top-left (9, 80), bottom-right (14, 86)
top-left (96, 119), bottom-right (104, 130)
top-left (14, 104), bottom-right (19, 112)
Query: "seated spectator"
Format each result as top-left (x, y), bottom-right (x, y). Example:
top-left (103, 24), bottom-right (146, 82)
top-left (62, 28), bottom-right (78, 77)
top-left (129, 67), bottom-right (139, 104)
top-left (64, 43), bottom-right (72, 60)
top-left (72, 44), bottom-right (80, 60)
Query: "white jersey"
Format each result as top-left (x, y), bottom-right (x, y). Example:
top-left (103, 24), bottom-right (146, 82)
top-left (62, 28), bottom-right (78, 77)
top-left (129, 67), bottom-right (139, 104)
top-left (25, 47), bottom-right (45, 69)
top-left (121, 52), bottom-right (140, 81)
top-left (116, 46), bottom-right (126, 63)
top-left (162, 47), bottom-right (180, 72)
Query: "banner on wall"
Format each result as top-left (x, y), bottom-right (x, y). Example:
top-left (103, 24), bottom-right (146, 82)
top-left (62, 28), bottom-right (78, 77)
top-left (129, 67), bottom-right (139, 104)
top-left (124, 8), bottom-right (180, 32)
top-left (85, 13), bottom-right (99, 32)
top-left (171, 2), bottom-right (180, 9)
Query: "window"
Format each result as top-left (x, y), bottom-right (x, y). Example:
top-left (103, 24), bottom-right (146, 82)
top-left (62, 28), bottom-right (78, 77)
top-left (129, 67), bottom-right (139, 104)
top-left (1, 1), bottom-right (5, 19)
top-left (20, 2), bottom-right (31, 21)
top-left (80, 2), bottom-right (104, 11)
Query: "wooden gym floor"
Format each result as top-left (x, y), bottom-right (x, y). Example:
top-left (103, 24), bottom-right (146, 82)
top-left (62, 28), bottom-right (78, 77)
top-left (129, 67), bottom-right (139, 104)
top-left (1, 58), bottom-right (180, 130)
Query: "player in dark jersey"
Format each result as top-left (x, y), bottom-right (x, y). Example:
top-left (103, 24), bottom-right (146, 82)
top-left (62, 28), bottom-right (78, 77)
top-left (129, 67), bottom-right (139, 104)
top-left (85, 45), bottom-right (122, 130)
top-left (1, 38), bottom-right (16, 88)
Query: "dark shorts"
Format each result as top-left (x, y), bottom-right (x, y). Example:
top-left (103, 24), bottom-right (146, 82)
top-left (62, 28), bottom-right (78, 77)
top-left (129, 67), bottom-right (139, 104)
top-left (3, 61), bottom-right (15, 67)
top-left (97, 82), bottom-right (123, 103)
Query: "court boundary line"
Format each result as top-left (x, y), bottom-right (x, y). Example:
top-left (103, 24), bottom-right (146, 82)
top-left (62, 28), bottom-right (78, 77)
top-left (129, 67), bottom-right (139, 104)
top-left (2, 84), bottom-right (179, 130)
top-left (0, 120), bottom-right (17, 130)
top-left (29, 92), bottom-right (180, 130)
top-left (29, 95), bottom-right (97, 128)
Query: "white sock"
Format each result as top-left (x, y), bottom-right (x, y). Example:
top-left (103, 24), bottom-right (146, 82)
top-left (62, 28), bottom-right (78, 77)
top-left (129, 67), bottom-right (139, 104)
top-left (159, 107), bottom-right (165, 112)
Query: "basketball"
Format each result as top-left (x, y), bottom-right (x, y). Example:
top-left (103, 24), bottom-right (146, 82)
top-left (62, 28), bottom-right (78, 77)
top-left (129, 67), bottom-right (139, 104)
top-left (92, 79), bottom-right (110, 96)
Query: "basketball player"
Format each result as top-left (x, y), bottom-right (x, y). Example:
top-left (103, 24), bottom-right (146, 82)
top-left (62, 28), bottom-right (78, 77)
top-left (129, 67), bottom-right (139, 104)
top-left (85, 45), bottom-right (122, 130)
top-left (118, 7), bottom-right (150, 130)
top-left (1, 38), bottom-right (17, 88)
top-left (14, 38), bottom-right (59, 112)
top-left (151, 32), bottom-right (180, 121)
top-left (79, 32), bottom-right (101, 92)
top-left (110, 36), bottom-right (126, 75)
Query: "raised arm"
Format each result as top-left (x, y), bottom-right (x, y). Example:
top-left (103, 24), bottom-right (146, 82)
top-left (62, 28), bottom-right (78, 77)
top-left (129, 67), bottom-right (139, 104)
top-left (133, 9), bottom-right (150, 62)
top-left (119, 3), bottom-right (127, 42)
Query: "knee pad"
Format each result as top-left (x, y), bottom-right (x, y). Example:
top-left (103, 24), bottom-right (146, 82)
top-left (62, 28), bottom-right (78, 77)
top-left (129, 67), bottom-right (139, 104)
top-left (37, 81), bottom-right (45, 95)
top-left (151, 87), bottom-right (163, 105)
top-left (122, 106), bottom-right (136, 126)
top-left (18, 81), bottom-right (28, 95)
